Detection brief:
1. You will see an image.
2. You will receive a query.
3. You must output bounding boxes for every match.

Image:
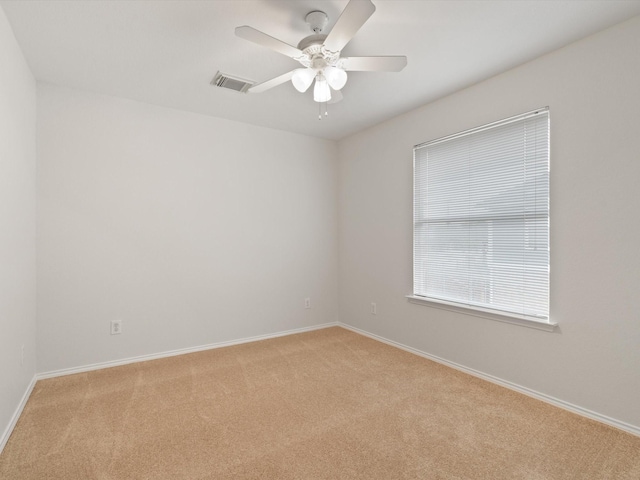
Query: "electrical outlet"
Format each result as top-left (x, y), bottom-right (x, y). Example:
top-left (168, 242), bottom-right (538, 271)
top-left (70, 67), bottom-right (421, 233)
top-left (304, 297), bottom-right (311, 309)
top-left (371, 302), bottom-right (377, 315)
top-left (110, 320), bottom-right (122, 335)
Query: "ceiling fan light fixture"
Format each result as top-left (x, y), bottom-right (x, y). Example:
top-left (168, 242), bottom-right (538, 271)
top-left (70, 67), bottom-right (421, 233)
top-left (324, 66), bottom-right (348, 90)
top-left (313, 74), bottom-right (331, 103)
top-left (235, 0), bottom-right (407, 111)
top-left (291, 67), bottom-right (316, 92)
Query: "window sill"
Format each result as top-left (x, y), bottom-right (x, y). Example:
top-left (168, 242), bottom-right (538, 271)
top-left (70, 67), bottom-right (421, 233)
top-left (406, 295), bottom-right (558, 332)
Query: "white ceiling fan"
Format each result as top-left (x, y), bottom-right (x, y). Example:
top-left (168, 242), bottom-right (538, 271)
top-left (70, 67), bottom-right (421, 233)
top-left (235, 0), bottom-right (407, 105)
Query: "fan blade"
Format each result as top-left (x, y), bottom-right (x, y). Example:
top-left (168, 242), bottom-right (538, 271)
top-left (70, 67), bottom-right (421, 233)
top-left (323, 0), bottom-right (376, 53)
top-left (248, 70), bottom-right (296, 94)
top-left (235, 26), bottom-right (304, 59)
top-left (328, 89), bottom-right (343, 104)
top-left (342, 56), bottom-right (407, 72)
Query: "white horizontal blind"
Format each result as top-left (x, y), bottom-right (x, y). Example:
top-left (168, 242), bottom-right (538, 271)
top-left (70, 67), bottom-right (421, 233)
top-left (413, 109), bottom-right (549, 320)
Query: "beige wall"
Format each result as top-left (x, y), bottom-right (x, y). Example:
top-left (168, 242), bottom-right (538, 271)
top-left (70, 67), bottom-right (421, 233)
top-left (0, 7), bottom-right (37, 448)
top-left (36, 84), bottom-right (338, 372)
top-left (338, 16), bottom-right (640, 429)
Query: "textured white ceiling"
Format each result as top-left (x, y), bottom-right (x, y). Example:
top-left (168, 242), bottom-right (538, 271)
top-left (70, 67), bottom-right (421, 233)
top-left (2, 0), bottom-right (640, 140)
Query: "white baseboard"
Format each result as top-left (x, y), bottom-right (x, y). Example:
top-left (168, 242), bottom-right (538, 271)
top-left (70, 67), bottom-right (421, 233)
top-left (37, 322), bottom-right (339, 380)
top-left (0, 374), bottom-right (37, 455)
top-left (339, 322), bottom-right (640, 438)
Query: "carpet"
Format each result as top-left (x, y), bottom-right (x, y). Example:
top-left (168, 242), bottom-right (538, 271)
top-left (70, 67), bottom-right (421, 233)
top-left (1, 326), bottom-right (639, 479)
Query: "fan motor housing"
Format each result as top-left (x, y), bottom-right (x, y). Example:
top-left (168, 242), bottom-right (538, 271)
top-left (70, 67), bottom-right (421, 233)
top-left (297, 34), bottom-right (327, 51)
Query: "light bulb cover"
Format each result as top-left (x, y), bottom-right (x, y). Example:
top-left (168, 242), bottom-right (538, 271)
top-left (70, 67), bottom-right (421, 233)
top-left (291, 68), bottom-right (316, 93)
top-left (324, 66), bottom-right (348, 90)
top-left (313, 74), bottom-right (332, 103)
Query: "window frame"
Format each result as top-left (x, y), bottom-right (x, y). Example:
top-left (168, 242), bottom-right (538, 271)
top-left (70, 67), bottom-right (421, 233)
top-left (408, 109), bottom-right (556, 331)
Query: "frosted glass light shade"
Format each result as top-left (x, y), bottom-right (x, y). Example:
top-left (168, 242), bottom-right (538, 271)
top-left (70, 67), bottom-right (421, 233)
top-left (324, 66), bottom-right (348, 90)
top-left (291, 68), bottom-right (316, 93)
top-left (313, 75), bottom-right (331, 102)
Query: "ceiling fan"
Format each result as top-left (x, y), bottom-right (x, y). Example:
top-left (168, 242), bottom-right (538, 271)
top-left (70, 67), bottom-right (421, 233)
top-left (235, 0), bottom-right (407, 106)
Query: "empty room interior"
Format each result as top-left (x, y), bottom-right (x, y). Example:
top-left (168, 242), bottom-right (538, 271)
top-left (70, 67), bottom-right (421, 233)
top-left (1, 0), bottom-right (640, 478)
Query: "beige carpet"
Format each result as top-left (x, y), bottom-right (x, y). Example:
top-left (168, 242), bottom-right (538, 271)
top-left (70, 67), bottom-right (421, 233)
top-left (1, 327), bottom-right (639, 479)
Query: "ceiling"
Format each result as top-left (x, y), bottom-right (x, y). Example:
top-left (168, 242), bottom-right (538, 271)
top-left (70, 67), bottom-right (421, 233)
top-left (2, 1), bottom-right (640, 140)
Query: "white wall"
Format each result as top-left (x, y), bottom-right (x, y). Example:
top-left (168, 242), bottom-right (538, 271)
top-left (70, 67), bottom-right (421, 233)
top-left (37, 84), bottom-right (338, 373)
top-left (338, 16), bottom-right (640, 429)
top-left (0, 7), bottom-right (37, 446)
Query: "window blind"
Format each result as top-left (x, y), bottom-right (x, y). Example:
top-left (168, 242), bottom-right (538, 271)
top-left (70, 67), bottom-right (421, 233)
top-left (413, 109), bottom-right (549, 320)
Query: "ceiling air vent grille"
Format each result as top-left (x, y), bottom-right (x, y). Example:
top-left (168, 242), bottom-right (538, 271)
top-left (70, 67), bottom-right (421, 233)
top-left (211, 71), bottom-right (253, 93)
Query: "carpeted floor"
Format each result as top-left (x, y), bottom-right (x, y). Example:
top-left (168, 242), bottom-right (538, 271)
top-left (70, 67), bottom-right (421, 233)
top-left (1, 326), bottom-right (639, 479)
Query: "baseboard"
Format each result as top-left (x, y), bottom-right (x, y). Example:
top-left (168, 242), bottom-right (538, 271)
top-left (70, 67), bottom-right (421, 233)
top-left (339, 322), bottom-right (640, 438)
top-left (38, 322), bottom-right (339, 380)
top-left (0, 374), bottom-right (37, 454)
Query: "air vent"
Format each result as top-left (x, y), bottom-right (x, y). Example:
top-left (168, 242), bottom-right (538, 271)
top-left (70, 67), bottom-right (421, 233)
top-left (211, 71), bottom-right (254, 93)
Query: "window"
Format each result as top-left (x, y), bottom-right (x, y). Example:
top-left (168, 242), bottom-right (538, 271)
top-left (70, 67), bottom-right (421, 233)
top-left (411, 109), bottom-right (550, 325)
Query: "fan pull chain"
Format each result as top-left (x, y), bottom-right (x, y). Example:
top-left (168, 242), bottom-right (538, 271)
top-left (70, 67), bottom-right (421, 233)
top-left (318, 102), bottom-right (329, 120)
